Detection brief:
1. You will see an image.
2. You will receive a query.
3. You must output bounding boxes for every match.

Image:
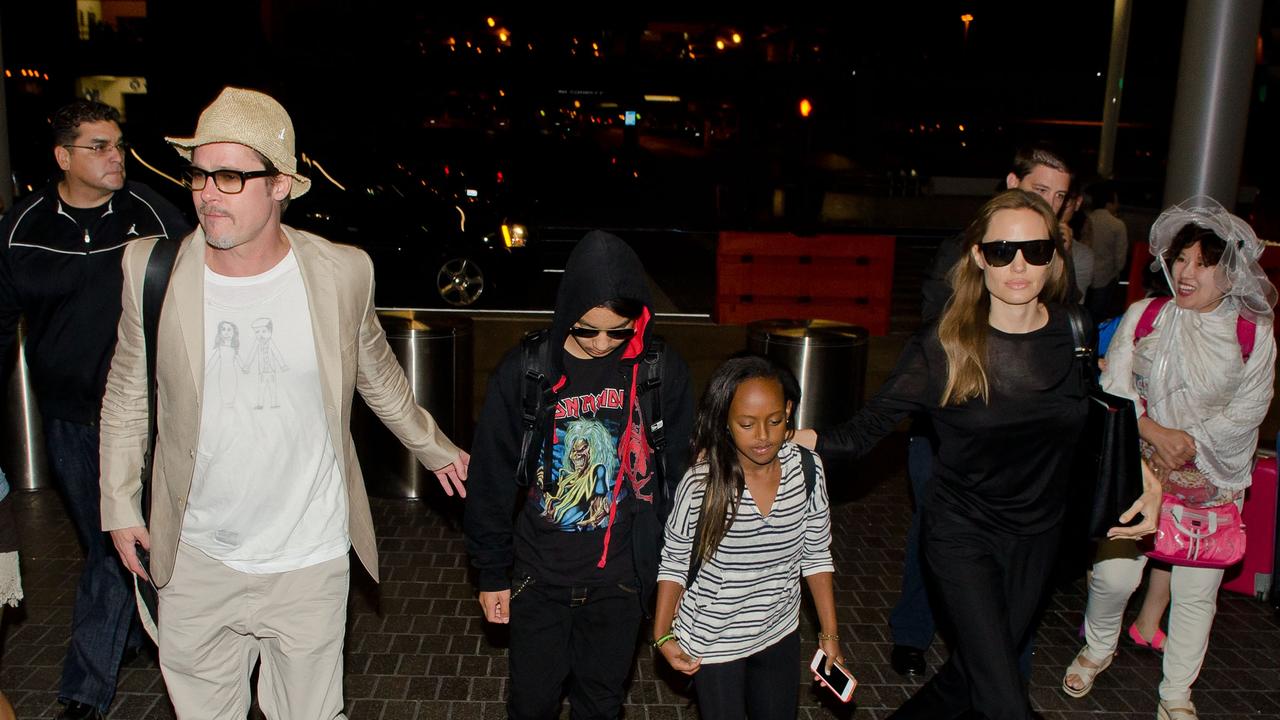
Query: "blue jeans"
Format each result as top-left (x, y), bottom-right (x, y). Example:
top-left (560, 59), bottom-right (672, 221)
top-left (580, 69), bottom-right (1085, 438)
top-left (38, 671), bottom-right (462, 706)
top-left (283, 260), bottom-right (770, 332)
top-left (889, 435), bottom-right (936, 650)
top-left (45, 419), bottom-right (140, 713)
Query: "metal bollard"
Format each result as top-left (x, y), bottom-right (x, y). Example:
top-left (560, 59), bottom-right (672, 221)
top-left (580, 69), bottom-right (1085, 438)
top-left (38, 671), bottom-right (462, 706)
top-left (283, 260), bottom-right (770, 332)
top-left (746, 319), bottom-right (868, 429)
top-left (353, 312), bottom-right (473, 499)
top-left (0, 323), bottom-right (50, 491)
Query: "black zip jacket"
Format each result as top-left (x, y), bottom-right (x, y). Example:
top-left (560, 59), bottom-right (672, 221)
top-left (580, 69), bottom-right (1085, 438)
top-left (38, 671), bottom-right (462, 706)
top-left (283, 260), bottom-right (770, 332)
top-left (464, 231), bottom-right (693, 607)
top-left (0, 181), bottom-right (190, 424)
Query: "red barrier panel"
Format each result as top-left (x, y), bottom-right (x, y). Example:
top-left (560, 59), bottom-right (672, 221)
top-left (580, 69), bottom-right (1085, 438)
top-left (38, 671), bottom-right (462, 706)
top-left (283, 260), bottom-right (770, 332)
top-left (715, 233), bottom-right (895, 334)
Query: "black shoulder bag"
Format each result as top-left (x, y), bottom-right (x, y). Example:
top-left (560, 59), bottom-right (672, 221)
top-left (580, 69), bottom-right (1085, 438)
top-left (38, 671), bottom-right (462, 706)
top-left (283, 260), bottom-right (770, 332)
top-left (1064, 305), bottom-right (1143, 541)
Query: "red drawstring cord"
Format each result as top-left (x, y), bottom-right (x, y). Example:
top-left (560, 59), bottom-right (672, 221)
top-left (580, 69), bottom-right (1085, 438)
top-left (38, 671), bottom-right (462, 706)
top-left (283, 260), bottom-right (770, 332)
top-left (597, 363), bottom-right (639, 568)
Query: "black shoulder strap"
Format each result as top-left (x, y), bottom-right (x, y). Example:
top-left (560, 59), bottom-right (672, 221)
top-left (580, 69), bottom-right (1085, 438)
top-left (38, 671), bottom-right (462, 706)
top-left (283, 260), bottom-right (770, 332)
top-left (141, 239), bottom-right (179, 526)
top-left (637, 336), bottom-right (666, 483)
top-left (515, 329), bottom-right (554, 486)
top-left (798, 444), bottom-right (817, 499)
top-left (1063, 304), bottom-right (1098, 388)
top-left (686, 488), bottom-right (707, 588)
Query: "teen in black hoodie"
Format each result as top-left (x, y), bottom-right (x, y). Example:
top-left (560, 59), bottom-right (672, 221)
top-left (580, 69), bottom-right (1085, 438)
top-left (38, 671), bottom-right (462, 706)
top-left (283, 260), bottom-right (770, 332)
top-left (465, 231), bottom-right (693, 719)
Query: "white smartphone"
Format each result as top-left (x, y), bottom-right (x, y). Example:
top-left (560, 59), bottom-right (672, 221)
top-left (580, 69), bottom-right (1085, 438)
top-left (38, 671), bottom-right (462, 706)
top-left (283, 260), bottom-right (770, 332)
top-left (810, 648), bottom-right (856, 702)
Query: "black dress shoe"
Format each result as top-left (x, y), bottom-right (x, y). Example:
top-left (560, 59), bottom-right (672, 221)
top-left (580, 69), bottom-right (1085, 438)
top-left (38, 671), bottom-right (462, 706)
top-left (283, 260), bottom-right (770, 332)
top-left (890, 644), bottom-right (927, 676)
top-left (56, 701), bottom-right (103, 720)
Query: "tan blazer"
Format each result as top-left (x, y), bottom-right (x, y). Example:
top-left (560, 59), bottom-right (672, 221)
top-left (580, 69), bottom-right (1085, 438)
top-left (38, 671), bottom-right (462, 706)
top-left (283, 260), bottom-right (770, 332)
top-left (100, 225), bottom-right (460, 587)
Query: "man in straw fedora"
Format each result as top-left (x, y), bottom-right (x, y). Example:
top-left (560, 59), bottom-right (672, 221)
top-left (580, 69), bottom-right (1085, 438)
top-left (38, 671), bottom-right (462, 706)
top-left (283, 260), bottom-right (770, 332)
top-left (99, 86), bottom-right (469, 717)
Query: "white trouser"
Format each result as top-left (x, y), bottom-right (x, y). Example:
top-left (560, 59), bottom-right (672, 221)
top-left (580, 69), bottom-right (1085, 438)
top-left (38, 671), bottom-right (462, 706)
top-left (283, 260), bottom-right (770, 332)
top-left (1083, 538), bottom-right (1226, 702)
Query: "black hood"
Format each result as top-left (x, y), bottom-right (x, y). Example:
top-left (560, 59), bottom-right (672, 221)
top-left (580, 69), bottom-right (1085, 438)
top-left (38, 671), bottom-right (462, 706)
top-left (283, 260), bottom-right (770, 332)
top-left (550, 230), bottom-right (654, 373)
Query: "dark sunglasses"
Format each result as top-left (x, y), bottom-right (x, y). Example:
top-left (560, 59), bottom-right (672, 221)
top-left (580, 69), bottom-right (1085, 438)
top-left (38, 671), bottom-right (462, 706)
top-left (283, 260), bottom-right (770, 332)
top-left (978, 239), bottom-right (1056, 267)
top-left (568, 326), bottom-right (636, 340)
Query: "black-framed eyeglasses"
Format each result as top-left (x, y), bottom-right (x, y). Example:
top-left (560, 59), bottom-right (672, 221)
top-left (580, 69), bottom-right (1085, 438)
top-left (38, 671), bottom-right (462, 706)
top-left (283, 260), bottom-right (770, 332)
top-left (183, 166), bottom-right (278, 194)
top-left (568, 326), bottom-right (636, 341)
top-left (979, 239), bottom-right (1056, 267)
top-left (62, 140), bottom-right (129, 156)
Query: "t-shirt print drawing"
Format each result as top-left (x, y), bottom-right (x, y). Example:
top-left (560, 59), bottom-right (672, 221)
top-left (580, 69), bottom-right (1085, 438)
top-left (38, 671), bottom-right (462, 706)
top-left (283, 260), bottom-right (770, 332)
top-left (244, 318), bottom-right (290, 408)
top-left (206, 318), bottom-right (290, 409)
top-left (207, 320), bottom-right (243, 407)
top-left (539, 418), bottom-right (620, 530)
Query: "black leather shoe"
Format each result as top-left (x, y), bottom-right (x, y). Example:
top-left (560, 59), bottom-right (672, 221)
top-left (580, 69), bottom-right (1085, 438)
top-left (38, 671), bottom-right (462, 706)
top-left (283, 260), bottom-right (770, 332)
top-left (890, 644), bottom-right (927, 676)
top-left (56, 701), bottom-right (104, 720)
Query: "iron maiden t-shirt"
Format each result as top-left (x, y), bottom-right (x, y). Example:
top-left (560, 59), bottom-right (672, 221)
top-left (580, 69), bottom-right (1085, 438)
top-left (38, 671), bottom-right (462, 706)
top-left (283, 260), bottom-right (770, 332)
top-left (513, 347), bottom-right (655, 586)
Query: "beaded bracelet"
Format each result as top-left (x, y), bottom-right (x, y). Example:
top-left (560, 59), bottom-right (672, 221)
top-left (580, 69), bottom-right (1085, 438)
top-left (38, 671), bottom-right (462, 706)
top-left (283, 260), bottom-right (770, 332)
top-left (818, 632), bottom-right (840, 641)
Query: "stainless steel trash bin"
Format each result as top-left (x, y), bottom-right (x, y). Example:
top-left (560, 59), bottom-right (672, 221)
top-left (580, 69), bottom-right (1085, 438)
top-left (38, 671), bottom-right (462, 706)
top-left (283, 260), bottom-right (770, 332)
top-left (1, 323), bottom-right (50, 491)
top-left (354, 312), bottom-right (473, 499)
top-left (746, 319), bottom-right (868, 429)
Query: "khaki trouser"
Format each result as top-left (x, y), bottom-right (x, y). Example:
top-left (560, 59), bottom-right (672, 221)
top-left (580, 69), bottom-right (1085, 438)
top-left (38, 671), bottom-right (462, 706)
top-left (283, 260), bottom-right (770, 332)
top-left (158, 542), bottom-right (350, 719)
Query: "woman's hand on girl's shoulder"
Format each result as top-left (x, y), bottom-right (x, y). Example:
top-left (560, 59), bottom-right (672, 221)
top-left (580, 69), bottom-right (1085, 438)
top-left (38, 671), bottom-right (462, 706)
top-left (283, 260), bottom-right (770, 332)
top-left (793, 428), bottom-right (818, 451)
top-left (659, 639), bottom-right (702, 675)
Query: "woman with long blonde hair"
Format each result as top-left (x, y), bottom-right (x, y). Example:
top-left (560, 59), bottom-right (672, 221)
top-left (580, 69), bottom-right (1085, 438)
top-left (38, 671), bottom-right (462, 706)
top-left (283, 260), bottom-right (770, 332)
top-left (797, 189), bottom-right (1159, 719)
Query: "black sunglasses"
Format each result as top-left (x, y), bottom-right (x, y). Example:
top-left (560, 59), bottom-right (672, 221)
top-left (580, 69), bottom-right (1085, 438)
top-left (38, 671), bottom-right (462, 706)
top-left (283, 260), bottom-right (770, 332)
top-left (568, 326), bottom-right (636, 340)
top-left (978, 239), bottom-right (1056, 267)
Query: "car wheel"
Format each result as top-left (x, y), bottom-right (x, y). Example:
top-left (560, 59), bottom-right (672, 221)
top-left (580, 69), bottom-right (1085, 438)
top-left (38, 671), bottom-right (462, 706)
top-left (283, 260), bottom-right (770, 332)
top-left (436, 256), bottom-right (486, 307)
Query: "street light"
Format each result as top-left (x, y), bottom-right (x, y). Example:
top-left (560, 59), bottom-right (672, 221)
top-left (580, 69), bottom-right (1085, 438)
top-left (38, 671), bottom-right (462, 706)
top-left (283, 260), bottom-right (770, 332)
top-left (799, 98), bottom-right (812, 118)
top-left (960, 13), bottom-right (974, 42)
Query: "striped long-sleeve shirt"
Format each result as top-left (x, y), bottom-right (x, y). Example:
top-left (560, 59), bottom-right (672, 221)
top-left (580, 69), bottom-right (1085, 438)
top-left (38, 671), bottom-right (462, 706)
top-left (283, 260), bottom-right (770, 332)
top-left (657, 442), bottom-right (834, 664)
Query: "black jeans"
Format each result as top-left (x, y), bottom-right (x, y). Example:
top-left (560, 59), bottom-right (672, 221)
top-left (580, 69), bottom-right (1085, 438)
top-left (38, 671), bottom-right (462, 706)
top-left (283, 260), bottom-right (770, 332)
top-left (508, 578), bottom-right (644, 720)
top-left (890, 506), bottom-right (1060, 720)
top-left (694, 630), bottom-right (800, 720)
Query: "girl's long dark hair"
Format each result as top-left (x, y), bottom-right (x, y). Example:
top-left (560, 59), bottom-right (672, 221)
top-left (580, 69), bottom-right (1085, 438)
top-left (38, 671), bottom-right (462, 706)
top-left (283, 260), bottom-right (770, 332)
top-left (688, 354), bottom-right (801, 564)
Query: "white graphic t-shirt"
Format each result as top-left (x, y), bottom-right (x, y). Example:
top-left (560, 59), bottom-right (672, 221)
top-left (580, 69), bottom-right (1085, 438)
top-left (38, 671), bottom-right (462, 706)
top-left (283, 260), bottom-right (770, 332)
top-left (182, 250), bottom-right (348, 573)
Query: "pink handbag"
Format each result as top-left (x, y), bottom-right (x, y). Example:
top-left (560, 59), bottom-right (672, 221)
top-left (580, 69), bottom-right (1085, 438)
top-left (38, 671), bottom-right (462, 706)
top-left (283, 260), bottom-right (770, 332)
top-left (1146, 497), bottom-right (1247, 568)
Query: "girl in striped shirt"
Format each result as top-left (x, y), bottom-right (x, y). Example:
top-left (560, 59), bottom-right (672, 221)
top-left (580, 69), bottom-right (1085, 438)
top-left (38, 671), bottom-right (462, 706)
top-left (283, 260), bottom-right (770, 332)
top-left (653, 355), bottom-right (844, 719)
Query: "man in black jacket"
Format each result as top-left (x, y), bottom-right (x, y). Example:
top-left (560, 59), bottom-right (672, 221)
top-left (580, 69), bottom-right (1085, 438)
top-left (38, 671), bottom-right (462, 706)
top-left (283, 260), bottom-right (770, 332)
top-left (0, 100), bottom-right (189, 720)
top-left (465, 231), bottom-right (693, 719)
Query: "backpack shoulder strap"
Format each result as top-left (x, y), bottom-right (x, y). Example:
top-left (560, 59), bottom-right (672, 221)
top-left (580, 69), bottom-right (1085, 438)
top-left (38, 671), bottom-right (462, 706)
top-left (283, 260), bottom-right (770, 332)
top-left (797, 444), bottom-right (817, 500)
top-left (141, 238), bottom-right (179, 525)
top-left (1134, 296), bottom-right (1171, 343)
top-left (515, 329), bottom-right (554, 485)
top-left (1237, 315), bottom-right (1257, 362)
top-left (685, 488), bottom-right (705, 588)
top-left (1135, 296), bottom-right (1254, 362)
top-left (637, 336), bottom-right (667, 481)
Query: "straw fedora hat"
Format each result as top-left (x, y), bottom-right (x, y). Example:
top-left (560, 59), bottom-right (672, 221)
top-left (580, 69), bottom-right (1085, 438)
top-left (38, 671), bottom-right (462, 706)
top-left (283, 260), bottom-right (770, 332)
top-left (165, 86), bottom-right (310, 199)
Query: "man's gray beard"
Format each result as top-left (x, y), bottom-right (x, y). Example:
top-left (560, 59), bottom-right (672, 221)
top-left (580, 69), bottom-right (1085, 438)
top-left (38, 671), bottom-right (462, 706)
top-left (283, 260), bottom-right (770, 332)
top-left (203, 233), bottom-right (240, 250)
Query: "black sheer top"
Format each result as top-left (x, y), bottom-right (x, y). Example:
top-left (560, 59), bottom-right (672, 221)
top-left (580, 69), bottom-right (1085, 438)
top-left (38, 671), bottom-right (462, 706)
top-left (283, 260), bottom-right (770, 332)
top-left (816, 305), bottom-right (1089, 534)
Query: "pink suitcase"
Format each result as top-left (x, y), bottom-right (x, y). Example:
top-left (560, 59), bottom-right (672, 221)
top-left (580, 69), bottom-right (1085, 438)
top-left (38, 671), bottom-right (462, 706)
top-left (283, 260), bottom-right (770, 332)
top-left (1222, 453), bottom-right (1277, 600)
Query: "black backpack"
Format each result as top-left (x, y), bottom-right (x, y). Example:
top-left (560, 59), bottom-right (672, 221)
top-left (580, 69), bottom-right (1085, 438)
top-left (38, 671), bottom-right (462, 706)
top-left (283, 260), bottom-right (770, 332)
top-left (515, 329), bottom-right (669, 498)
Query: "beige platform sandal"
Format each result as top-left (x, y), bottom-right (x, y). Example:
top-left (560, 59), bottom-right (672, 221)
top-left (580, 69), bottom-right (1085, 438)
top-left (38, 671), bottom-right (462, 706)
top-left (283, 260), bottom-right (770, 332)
top-left (1061, 647), bottom-right (1114, 698)
top-left (1157, 698), bottom-right (1198, 720)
